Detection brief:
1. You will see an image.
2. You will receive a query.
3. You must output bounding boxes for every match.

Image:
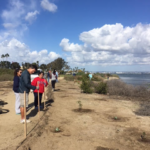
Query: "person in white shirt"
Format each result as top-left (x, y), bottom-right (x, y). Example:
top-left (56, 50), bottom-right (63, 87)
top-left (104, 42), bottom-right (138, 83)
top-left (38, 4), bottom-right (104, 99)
top-left (50, 69), bottom-right (57, 91)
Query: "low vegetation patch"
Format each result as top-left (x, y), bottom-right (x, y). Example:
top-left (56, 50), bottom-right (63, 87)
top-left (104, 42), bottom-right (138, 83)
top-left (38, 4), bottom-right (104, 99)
top-left (0, 74), bottom-right (13, 81)
top-left (107, 80), bottom-right (150, 100)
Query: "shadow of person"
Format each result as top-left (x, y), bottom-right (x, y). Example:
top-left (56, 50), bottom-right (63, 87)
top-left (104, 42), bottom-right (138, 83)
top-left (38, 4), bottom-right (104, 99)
top-left (43, 99), bottom-right (54, 108)
top-left (26, 102), bottom-right (34, 112)
top-left (0, 99), bottom-right (8, 106)
top-left (0, 109), bottom-right (9, 114)
top-left (26, 109), bottom-right (38, 118)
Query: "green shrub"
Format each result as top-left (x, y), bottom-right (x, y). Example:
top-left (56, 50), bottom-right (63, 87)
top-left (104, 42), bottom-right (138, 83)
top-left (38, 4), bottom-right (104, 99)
top-left (0, 74), bottom-right (14, 81)
top-left (99, 73), bottom-right (105, 78)
top-left (91, 75), bottom-right (103, 81)
top-left (76, 76), bottom-right (82, 80)
top-left (80, 77), bottom-right (93, 94)
top-left (76, 72), bottom-right (85, 76)
top-left (95, 82), bottom-right (107, 94)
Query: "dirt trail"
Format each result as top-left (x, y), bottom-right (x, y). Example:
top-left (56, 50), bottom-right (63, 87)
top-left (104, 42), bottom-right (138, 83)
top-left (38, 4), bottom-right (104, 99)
top-left (1, 78), bottom-right (150, 150)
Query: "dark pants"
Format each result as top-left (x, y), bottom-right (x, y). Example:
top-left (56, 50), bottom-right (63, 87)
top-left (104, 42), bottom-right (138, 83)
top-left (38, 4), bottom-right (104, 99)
top-left (34, 92), bottom-right (43, 107)
top-left (51, 80), bottom-right (56, 89)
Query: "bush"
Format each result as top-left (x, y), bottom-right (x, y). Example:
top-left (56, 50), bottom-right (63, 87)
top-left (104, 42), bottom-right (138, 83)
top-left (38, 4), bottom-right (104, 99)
top-left (0, 74), bottom-right (14, 81)
top-left (64, 75), bottom-right (74, 81)
top-left (80, 76), bottom-right (93, 94)
top-left (95, 82), bottom-right (107, 94)
top-left (76, 72), bottom-right (85, 76)
top-left (107, 80), bottom-right (150, 100)
top-left (76, 76), bottom-right (82, 81)
top-left (91, 75), bottom-right (103, 81)
top-left (0, 69), bottom-right (14, 76)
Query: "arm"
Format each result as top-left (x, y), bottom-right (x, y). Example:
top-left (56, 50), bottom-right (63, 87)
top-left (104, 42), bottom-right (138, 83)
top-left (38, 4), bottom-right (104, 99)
top-left (44, 79), bottom-right (48, 87)
top-left (23, 74), bottom-right (36, 90)
top-left (14, 77), bottom-right (20, 92)
top-left (31, 78), bottom-right (37, 86)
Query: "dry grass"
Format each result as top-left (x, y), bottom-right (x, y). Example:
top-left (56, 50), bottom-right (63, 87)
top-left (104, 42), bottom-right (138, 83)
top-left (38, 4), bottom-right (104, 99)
top-left (0, 74), bottom-right (13, 81)
top-left (107, 80), bottom-right (150, 101)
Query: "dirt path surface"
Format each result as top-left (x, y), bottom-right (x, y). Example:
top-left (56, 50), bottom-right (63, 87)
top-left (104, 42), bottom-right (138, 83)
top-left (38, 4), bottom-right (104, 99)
top-left (1, 78), bottom-right (150, 150)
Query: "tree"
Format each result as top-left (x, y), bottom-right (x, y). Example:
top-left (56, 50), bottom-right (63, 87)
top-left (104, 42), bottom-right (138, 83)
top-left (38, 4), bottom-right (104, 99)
top-left (1, 54), bottom-right (5, 61)
top-left (5, 53), bottom-right (9, 61)
top-left (24, 62), bottom-right (31, 69)
top-left (36, 61), bottom-right (39, 68)
top-left (0, 61), bottom-right (11, 68)
top-left (11, 62), bottom-right (20, 69)
top-left (40, 64), bottom-right (47, 71)
top-left (47, 58), bottom-right (68, 71)
top-left (63, 63), bottom-right (70, 71)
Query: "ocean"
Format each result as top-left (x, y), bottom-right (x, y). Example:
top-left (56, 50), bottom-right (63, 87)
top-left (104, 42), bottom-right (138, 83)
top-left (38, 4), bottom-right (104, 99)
top-left (117, 74), bottom-right (150, 87)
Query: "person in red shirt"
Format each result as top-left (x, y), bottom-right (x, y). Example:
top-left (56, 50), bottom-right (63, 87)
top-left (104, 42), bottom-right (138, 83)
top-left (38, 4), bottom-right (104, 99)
top-left (31, 71), bottom-right (48, 109)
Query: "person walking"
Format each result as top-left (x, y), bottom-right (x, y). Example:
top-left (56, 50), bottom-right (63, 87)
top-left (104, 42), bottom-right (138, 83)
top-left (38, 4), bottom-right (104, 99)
top-left (47, 71), bottom-right (51, 83)
top-left (56, 70), bottom-right (58, 82)
top-left (13, 69), bottom-right (22, 114)
top-left (19, 65), bottom-right (39, 123)
top-left (31, 71), bottom-right (48, 109)
top-left (51, 69), bottom-right (57, 91)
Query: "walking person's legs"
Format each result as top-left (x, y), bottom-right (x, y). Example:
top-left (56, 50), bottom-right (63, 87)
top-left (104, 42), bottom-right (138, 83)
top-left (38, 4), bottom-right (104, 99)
top-left (19, 93), bottom-right (30, 123)
top-left (39, 93), bottom-right (43, 108)
top-left (33, 92), bottom-right (38, 109)
top-left (51, 80), bottom-right (54, 91)
top-left (53, 80), bottom-right (56, 90)
top-left (15, 93), bottom-right (20, 114)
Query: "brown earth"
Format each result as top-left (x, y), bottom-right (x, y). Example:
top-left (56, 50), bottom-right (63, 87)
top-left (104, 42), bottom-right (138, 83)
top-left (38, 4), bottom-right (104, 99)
top-left (0, 78), bottom-right (150, 150)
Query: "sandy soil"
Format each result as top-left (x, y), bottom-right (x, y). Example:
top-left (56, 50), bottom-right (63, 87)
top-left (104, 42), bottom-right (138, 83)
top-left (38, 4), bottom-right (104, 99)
top-left (0, 78), bottom-right (150, 150)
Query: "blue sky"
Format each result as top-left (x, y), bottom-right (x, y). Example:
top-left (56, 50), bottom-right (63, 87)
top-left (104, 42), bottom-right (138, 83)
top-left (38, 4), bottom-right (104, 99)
top-left (0, 0), bottom-right (150, 71)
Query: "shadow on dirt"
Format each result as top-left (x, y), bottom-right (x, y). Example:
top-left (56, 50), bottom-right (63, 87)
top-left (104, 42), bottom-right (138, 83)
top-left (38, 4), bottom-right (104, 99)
top-left (96, 146), bottom-right (116, 150)
top-left (27, 99), bottom-right (54, 118)
top-left (73, 108), bottom-right (94, 113)
top-left (54, 89), bottom-right (60, 91)
top-left (0, 99), bottom-right (9, 114)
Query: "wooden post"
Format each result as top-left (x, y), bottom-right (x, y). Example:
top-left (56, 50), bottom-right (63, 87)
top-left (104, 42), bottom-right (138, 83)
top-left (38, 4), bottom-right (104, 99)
top-left (24, 91), bottom-right (27, 138)
top-left (44, 86), bottom-right (46, 109)
top-left (38, 81), bottom-right (40, 120)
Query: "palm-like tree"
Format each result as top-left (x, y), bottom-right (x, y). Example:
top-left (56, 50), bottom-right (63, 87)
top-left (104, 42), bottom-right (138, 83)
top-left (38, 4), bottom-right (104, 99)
top-left (5, 53), bottom-right (9, 61)
top-left (1, 54), bottom-right (5, 61)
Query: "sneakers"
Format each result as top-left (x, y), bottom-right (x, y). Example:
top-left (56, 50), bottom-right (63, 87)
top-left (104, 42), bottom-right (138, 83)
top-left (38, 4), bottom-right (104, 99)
top-left (35, 106), bottom-right (43, 109)
top-left (35, 106), bottom-right (38, 110)
top-left (20, 119), bottom-right (31, 124)
top-left (16, 113), bottom-right (21, 115)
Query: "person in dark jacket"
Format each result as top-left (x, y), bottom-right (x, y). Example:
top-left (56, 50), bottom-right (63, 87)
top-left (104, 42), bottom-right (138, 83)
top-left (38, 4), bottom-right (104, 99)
top-left (19, 65), bottom-right (39, 123)
top-left (13, 69), bottom-right (22, 114)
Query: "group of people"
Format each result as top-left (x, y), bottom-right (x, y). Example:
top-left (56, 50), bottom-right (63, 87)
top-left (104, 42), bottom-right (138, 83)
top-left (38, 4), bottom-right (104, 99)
top-left (13, 65), bottom-right (58, 123)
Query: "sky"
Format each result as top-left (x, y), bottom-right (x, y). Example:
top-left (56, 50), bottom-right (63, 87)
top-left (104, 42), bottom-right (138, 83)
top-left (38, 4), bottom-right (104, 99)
top-left (0, 0), bottom-right (150, 72)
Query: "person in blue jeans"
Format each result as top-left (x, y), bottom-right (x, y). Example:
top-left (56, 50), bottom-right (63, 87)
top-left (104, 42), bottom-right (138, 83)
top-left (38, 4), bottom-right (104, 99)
top-left (47, 71), bottom-right (51, 83)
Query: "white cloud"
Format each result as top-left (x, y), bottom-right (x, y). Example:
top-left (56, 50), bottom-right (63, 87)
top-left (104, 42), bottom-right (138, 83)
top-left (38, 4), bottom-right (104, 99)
top-left (25, 10), bottom-right (40, 24)
top-left (60, 23), bottom-right (150, 66)
top-left (0, 0), bottom-right (40, 40)
top-left (0, 38), bottom-right (60, 64)
top-left (60, 38), bottom-right (83, 52)
top-left (41, 0), bottom-right (57, 12)
top-left (1, 0), bottom-right (25, 22)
